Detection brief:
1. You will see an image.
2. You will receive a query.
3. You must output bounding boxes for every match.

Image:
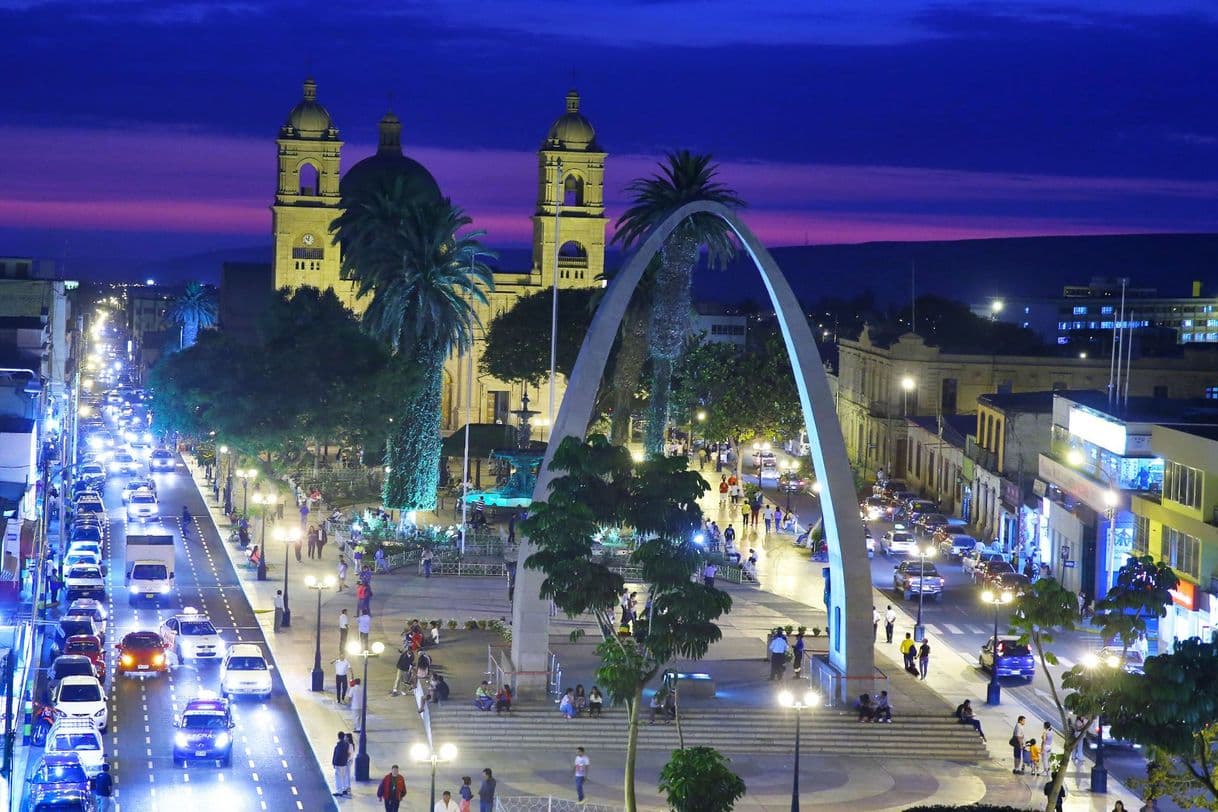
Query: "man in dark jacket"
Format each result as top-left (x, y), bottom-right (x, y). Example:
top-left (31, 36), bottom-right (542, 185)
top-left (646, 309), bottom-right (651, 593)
top-left (377, 764), bottom-right (407, 812)
top-left (331, 731), bottom-right (351, 797)
top-left (478, 768), bottom-right (497, 812)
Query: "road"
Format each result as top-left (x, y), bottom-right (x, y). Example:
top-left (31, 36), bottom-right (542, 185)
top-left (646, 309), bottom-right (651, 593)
top-left (30, 448), bottom-right (335, 812)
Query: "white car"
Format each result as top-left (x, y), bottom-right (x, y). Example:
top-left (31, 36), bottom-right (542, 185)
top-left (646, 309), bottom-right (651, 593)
top-left (219, 644), bottom-right (272, 699)
top-left (127, 491), bottom-right (159, 522)
top-left (161, 610), bottom-right (224, 660)
top-left (78, 463), bottom-right (106, 484)
top-left (67, 540), bottom-right (103, 560)
top-left (149, 449), bottom-right (176, 472)
top-left (108, 451), bottom-right (141, 475)
top-left (45, 719), bottom-right (105, 775)
top-left (63, 564), bottom-right (106, 601)
top-left (121, 478), bottom-right (156, 503)
top-left (63, 550), bottom-right (103, 573)
top-left (50, 675), bottom-right (108, 732)
top-left (881, 530), bottom-right (916, 556)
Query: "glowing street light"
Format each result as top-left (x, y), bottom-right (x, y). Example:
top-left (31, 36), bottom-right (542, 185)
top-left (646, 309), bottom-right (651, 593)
top-left (777, 688), bottom-right (820, 811)
top-left (980, 589), bottom-right (1014, 705)
top-left (411, 742), bottom-right (459, 811)
top-left (251, 491), bottom-right (278, 581)
top-left (348, 639), bottom-right (386, 780)
top-left (901, 376), bottom-right (916, 416)
top-left (273, 525), bottom-right (301, 627)
top-left (305, 574), bottom-right (336, 691)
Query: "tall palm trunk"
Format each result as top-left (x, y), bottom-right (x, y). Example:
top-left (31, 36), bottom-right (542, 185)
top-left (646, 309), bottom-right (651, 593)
top-left (384, 350), bottom-right (444, 511)
top-left (624, 683), bottom-right (643, 812)
top-left (181, 317), bottom-right (199, 349)
top-left (609, 303), bottom-right (649, 445)
top-left (645, 358), bottom-right (673, 454)
top-left (644, 233), bottom-right (698, 455)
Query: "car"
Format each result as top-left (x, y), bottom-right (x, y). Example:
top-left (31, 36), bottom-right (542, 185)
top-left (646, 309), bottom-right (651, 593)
top-left (67, 523), bottom-right (103, 544)
top-left (126, 490), bottom-right (159, 522)
top-left (48, 655), bottom-right (102, 691)
top-left (49, 675), bottom-right (108, 731)
top-left (107, 451), bottom-right (140, 475)
top-left (219, 643), bottom-right (273, 698)
top-left (876, 479), bottom-right (908, 500)
top-left (63, 550), bottom-right (103, 575)
top-left (63, 564), bottom-right (105, 602)
top-left (26, 754), bottom-right (91, 806)
top-left (978, 560), bottom-right (1017, 586)
top-left (61, 636), bottom-right (107, 682)
top-left (121, 478), bottom-right (156, 503)
top-left (78, 463), bottom-right (106, 484)
top-left (989, 571), bottom-right (1032, 596)
top-left (160, 608), bottom-right (223, 660)
top-left (861, 496), bottom-right (893, 521)
top-left (915, 512), bottom-right (950, 536)
top-left (73, 500), bottom-right (105, 520)
top-left (1096, 646), bottom-right (1145, 675)
top-left (864, 526), bottom-right (876, 558)
top-left (66, 539), bottom-right (103, 559)
top-left (936, 533), bottom-right (978, 559)
top-left (70, 510), bottom-right (104, 527)
top-left (979, 638), bottom-right (1036, 679)
top-left (70, 479), bottom-right (100, 498)
top-left (149, 449), bottom-right (176, 472)
top-left (962, 549), bottom-right (1006, 577)
top-left (173, 694), bottom-right (235, 766)
top-left (880, 529), bottom-right (916, 556)
top-left (44, 719), bottom-right (105, 775)
top-left (54, 616), bottom-right (104, 653)
top-left (1086, 715), bottom-right (1143, 751)
top-left (893, 560), bottom-right (945, 600)
top-left (65, 598), bottom-right (108, 628)
top-left (779, 472), bottom-right (809, 493)
top-left (904, 499), bottom-right (939, 521)
top-left (115, 631), bottom-right (169, 677)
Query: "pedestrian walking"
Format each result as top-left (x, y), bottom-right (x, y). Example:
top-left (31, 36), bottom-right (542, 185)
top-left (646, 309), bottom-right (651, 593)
top-left (358, 611), bottom-right (372, 650)
top-left (319, 522), bottom-right (328, 555)
top-left (1070, 714), bottom-right (1086, 768)
top-left (459, 776), bottom-right (474, 812)
top-left (884, 605), bottom-right (896, 643)
top-left (90, 763), bottom-right (114, 812)
top-left (478, 769), bottom-right (497, 812)
top-left (338, 608), bottom-right (349, 654)
top-left (331, 731), bottom-right (351, 797)
top-left (768, 630), bottom-right (789, 680)
top-left (273, 590), bottom-right (285, 632)
top-left (918, 640), bottom-right (930, 680)
top-left (300, 500), bottom-right (310, 528)
top-left (391, 647), bottom-right (413, 696)
top-left (349, 678), bottom-right (365, 731)
top-left (1011, 715), bottom-right (1027, 774)
top-left (307, 525), bottom-right (319, 559)
top-left (872, 605), bottom-right (881, 641)
top-left (792, 631), bottom-right (806, 678)
top-left (703, 562), bottom-right (717, 587)
top-left (573, 747), bottom-right (590, 803)
top-left (1040, 721), bottom-right (1055, 775)
top-left (338, 556), bottom-right (349, 591)
top-left (332, 655), bottom-right (350, 703)
top-left (377, 765), bottom-right (408, 812)
top-left (422, 547), bottom-right (433, 578)
top-left (718, 477), bottom-right (728, 507)
top-left (764, 506), bottom-right (774, 533)
top-left (899, 633), bottom-right (917, 674)
top-left (435, 790), bottom-right (461, 812)
top-left (294, 533), bottom-right (303, 563)
top-left (741, 501), bottom-right (751, 527)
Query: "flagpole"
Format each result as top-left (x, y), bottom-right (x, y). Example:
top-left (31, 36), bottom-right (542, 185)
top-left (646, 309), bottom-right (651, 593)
top-left (548, 157), bottom-right (563, 430)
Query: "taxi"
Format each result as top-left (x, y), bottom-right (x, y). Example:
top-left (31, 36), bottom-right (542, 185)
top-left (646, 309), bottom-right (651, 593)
top-left (160, 607), bottom-right (223, 660)
top-left (115, 631), bottom-right (169, 677)
top-left (173, 693), bottom-right (235, 766)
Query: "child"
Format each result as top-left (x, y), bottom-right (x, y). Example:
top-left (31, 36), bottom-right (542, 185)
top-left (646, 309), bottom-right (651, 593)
top-left (1024, 738), bottom-right (1038, 775)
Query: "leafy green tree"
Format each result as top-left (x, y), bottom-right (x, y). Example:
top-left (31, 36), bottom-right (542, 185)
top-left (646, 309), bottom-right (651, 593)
top-left (1009, 556), bottom-right (1178, 812)
top-left (164, 281), bottom-right (218, 349)
top-left (658, 747), bottom-right (746, 812)
top-left (614, 151), bottom-right (744, 455)
top-left (480, 287), bottom-right (596, 386)
top-left (523, 435), bottom-right (732, 812)
top-left (332, 179), bottom-right (494, 510)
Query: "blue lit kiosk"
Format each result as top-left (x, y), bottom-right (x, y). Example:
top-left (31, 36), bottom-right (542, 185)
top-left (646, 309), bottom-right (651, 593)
top-left (462, 394), bottom-right (546, 514)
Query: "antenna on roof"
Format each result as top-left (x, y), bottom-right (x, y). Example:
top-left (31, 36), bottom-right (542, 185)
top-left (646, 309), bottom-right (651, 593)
top-left (911, 261), bottom-right (916, 335)
top-left (1123, 307), bottom-right (1134, 407)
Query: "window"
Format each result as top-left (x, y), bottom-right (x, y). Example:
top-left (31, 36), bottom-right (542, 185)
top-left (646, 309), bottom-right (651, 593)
top-left (1101, 306), bottom-right (1114, 315)
top-left (1052, 381), bottom-right (1066, 391)
top-left (940, 378), bottom-right (958, 415)
top-left (1131, 514), bottom-right (1149, 556)
top-left (1165, 526), bottom-right (1201, 579)
top-left (299, 163), bottom-right (319, 196)
top-left (1073, 306), bottom-right (1088, 315)
top-left (1183, 320), bottom-right (1194, 328)
top-left (292, 247), bottom-right (323, 260)
top-left (1164, 460), bottom-right (1203, 509)
top-left (1207, 386), bottom-right (1218, 400)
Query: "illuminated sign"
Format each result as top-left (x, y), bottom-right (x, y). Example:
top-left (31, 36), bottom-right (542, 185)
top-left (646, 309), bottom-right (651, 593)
top-left (1170, 579), bottom-right (1197, 611)
top-left (1068, 407), bottom-right (1127, 455)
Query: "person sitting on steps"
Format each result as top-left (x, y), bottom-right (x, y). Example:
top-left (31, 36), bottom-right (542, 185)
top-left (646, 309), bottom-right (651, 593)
top-left (955, 699), bottom-right (986, 740)
top-left (857, 693), bottom-right (875, 722)
top-left (495, 684), bottom-right (512, 714)
top-left (873, 690), bottom-right (893, 723)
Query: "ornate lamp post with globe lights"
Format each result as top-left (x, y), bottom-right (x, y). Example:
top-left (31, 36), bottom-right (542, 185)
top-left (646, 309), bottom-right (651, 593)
top-left (777, 687), bottom-right (820, 811)
top-left (305, 574), bottom-right (335, 691)
top-left (411, 742), bottom-right (459, 811)
top-left (274, 525), bottom-right (300, 627)
top-left (347, 638), bottom-right (384, 780)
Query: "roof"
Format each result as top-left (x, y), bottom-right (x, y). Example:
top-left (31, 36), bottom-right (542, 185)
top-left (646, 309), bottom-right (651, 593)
top-left (340, 112), bottom-right (440, 204)
top-left (544, 90), bottom-right (599, 151)
top-left (282, 78), bottom-right (337, 139)
top-left (1056, 391), bottom-right (1218, 424)
top-left (440, 424), bottom-right (516, 458)
top-left (978, 390), bottom-right (1096, 413)
top-left (1160, 424), bottom-right (1218, 443)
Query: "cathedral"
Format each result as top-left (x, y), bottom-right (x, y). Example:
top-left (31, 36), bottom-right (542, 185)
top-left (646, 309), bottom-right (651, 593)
top-left (270, 79), bottom-right (607, 433)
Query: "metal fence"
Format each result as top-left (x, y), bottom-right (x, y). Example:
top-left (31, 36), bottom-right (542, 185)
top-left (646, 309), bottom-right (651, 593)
top-left (609, 563), bottom-right (744, 584)
top-left (496, 797), bottom-right (620, 812)
top-left (486, 645), bottom-right (564, 698)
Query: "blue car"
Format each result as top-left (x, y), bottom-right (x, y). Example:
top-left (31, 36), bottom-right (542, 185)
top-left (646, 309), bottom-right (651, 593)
top-left (173, 696), bottom-right (235, 766)
top-left (979, 638), bottom-right (1036, 679)
top-left (26, 754), bottom-right (91, 811)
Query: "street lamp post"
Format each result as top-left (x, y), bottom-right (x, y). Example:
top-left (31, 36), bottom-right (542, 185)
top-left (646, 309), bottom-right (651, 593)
top-left (236, 468), bottom-right (257, 515)
top-left (410, 742), bottom-right (459, 811)
top-left (305, 574), bottom-right (335, 691)
top-left (913, 544), bottom-right (936, 642)
top-left (1082, 652), bottom-right (1116, 793)
top-left (252, 492), bottom-right (278, 582)
top-left (777, 688), bottom-right (820, 812)
top-left (980, 589), bottom-right (1014, 705)
top-left (780, 459), bottom-right (800, 514)
top-left (347, 639), bottom-right (385, 780)
top-left (274, 526), bottom-right (300, 627)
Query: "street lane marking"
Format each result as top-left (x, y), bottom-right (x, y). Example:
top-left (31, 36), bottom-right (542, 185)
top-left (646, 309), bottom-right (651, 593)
top-left (945, 623), bottom-right (963, 634)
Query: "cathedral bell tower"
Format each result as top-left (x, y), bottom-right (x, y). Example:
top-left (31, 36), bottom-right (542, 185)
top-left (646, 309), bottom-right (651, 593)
top-left (271, 78), bottom-right (346, 302)
top-left (532, 90), bottom-right (607, 289)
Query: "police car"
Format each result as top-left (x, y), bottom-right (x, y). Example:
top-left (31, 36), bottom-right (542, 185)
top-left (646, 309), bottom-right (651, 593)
top-left (159, 607), bottom-right (223, 660)
top-left (173, 694), bottom-right (235, 766)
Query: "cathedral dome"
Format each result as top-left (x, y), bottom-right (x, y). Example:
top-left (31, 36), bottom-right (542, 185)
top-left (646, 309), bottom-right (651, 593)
top-left (340, 111), bottom-right (442, 204)
top-left (544, 90), bottom-right (598, 150)
top-left (283, 78), bottom-right (337, 138)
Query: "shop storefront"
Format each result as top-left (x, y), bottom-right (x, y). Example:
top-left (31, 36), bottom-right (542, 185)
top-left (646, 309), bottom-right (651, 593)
top-left (1159, 579), bottom-right (1210, 654)
top-left (1043, 498), bottom-right (1086, 593)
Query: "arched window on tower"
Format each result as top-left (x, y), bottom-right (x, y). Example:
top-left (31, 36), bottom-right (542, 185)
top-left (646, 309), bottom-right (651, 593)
top-left (563, 174), bottom-right (584, 207)
top-left (299, 163), bottom-right (319, 196)
top-left (558, 241), bottom-right (588, 280)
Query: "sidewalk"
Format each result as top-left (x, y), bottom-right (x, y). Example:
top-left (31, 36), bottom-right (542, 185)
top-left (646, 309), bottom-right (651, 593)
top-left (185, 458), bottom-right (1142, 810)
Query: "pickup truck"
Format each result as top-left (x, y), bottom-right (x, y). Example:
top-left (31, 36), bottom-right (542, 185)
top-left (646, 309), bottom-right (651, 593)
top-left (125, 533), bottom-right (175, 605)
top-left (893, 560), bottom-right (944, 600)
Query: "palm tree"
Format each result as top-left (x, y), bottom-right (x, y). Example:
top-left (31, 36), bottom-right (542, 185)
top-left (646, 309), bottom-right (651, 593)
top-left (332, 177), bottom-right (494, 510)
top-left (165, 281), bottom-right (218, 349)
top-left (613, 151), bottom-right (744, 455)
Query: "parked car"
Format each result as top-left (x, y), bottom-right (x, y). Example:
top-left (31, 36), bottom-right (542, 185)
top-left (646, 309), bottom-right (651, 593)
top-left (78, 463), bottom-right (106, 484)
top-left (44, 719), bottom-right (105, 775)
top-left (962, 550), bottom-right (1006, 578)
top-left (978, 560), bottom-right (1017, 586)
top-left (937, 533), bottom-right (979, 559)
top-left (979, 638), bottom-right (1036, 679)
top-left (915, 512), bottom-right (950, 536)
top-left (905, 499), bottom-right (939, 519)
top-left (880, 529), bottom-right (916, 557)
top-left (49, 675), bottom-right (108, 731)
top-left (121, 478), bottom-right (156, 503)
top-left (876, 480), bottom-right (908, 500)
top-left (893, 560), bottom-right (944, 600)
top-left (53, 617), bottom-right (104, 654)
top-left (48, 655), bottom-right (102, 691)
top-left (989, 571), bottom-right (1031, 596)
top-left (61, 636), bottom-right (107, 682)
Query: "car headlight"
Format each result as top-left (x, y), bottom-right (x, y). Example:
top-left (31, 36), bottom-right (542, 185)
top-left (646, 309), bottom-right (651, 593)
top-left (93, 708), bottom-right (106, 717)
top-left (175, 732), bottom-right (188, 749)
top-left (214, 732), bottom-right (230, 749)
top-left (129, 585), bottom-right (140, 594)
top-left (158, 583), bottom-right (170, 593)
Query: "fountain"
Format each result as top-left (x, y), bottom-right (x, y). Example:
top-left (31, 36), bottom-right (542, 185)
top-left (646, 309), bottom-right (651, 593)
top-left (462, 394), bottom-right (546, 510)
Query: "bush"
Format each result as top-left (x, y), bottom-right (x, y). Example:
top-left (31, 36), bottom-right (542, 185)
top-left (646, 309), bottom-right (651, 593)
top-left (447, 619), bottom-right (458, 630)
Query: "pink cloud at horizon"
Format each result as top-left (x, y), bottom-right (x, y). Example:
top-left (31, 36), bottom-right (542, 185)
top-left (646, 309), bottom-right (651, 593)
top-left (2, 124), bottom-right (1214, 248)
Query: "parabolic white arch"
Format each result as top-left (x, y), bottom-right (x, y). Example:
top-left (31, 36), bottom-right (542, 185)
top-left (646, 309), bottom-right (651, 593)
top-left (511, 200), bottom-right (875, 692)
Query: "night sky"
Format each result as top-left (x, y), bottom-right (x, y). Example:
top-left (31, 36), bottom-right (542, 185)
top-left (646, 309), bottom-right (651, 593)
top-left (4, 1), bottom-right (1218, 279)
